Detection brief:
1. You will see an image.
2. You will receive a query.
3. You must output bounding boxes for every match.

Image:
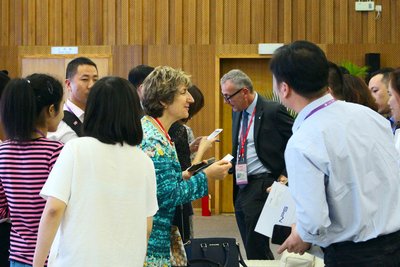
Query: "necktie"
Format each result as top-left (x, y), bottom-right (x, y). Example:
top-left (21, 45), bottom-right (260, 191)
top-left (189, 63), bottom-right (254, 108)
top-left (239, 111), bottom-right (249, 163)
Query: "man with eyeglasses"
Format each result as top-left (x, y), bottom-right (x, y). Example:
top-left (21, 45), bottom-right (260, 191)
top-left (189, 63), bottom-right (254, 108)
top-left (48, 57), bottom-right (98, 143)
top-left (220, 69), bottom-right (293, 260)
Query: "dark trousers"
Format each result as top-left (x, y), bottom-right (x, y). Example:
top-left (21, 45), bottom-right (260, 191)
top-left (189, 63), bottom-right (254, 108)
top-left (0, 222), bottom-right (11, 267)
top-left (234, 174), bottom-right (275, 260)
top-left (324, 230), bottom-right (400, 267)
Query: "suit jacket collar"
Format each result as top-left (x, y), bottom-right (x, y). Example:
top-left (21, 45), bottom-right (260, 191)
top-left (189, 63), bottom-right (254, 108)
top-left (253, 95), bottom-right (265, 148)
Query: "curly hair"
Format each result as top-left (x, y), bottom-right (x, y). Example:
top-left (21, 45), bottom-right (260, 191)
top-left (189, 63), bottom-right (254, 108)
top-left (142, 66), bottom-right (191, 118)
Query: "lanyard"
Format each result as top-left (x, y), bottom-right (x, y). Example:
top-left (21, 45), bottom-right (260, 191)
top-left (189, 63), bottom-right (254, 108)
top-left (304, 99), bottom-right (336, 120)
top-left (239, 108), bottom-right (256, 159)
top-left (152, 117), bottom-right (173, 145)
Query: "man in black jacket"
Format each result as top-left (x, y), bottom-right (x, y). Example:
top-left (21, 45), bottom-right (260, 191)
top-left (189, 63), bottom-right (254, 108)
top-left (220, 69), bottom-right (293, 259)
top-left (48, 57), bottom-right (98, 143)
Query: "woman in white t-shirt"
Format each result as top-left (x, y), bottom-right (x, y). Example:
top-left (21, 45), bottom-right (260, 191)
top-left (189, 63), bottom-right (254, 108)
top-left (33, 76), bottom-right (158, 267)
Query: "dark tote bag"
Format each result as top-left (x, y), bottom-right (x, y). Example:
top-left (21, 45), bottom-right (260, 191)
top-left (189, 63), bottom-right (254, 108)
top-left (185, 237), bottom-right (247, 267)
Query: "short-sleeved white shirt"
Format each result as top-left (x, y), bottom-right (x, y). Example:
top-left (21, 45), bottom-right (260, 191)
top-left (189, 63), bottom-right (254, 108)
top-left (41, 137), bottom-right (158, 267)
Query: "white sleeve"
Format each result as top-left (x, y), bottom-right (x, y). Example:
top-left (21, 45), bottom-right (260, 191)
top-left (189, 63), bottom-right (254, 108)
top-left (47, 121), bottom-right (79, 144)
top-left (40, 142), bottom-right (75, 205)
top-left (285, 144), bottom-right (331, 244)
top-left (145, 157), bottom-right (158, 217)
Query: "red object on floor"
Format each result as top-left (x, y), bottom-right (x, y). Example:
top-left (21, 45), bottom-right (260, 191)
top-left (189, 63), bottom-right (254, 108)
top-left (201, 195), bottom-right (211, 216)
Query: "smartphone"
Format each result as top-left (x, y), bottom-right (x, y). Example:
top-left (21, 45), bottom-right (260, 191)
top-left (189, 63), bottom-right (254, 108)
top-left (207, 129), bottom-right (223, 140)
top-left (271, 224), bottom-right (291, 245)
top-left (222, 154), bottom-right (234, 162)
top-left (187, 157), bottom-right (216, 173)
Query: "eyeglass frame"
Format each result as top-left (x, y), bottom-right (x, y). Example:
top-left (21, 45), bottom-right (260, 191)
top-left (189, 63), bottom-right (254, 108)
top-left (221, 87), bottom-right (244, 102)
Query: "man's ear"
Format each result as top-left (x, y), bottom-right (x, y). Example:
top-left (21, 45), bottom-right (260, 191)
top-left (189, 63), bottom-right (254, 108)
top-left (65, 79), bottom-right (71, 92)
top-left (279, 82), bottom-right (291, 99)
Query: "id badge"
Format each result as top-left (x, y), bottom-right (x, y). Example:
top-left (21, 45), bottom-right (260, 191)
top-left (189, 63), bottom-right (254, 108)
top-left (235, 163), bottom-right (248, 185)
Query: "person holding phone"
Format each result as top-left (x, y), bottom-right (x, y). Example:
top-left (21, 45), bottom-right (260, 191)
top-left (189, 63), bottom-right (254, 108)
top-left (220, 69), bottom-right (293, 260)
top-left (140, 66), bottom-right (231, 266)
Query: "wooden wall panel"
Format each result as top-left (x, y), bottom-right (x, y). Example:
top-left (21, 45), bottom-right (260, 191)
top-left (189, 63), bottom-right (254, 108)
top-left (112, 45), bottom-right (142, 78)
top-left (103, 0), bottom-right (116, 45)
top-left (348, 0), bottom-right (362, 43)
top-left (237, 0), bottom-right (250, 44)
top-left (223, 0), bottom-right (237, 44)
top-left (49, 0), bottom-right (63, 45)
top-left (156, 0), bottom-right (169, 45)
top-left (89, 0), bottom-right (103, 45)
top-left (200, 0), bottom-right (210, 45)
top-left (1, 0), bottom-right (400, 46)
top-left (265, 0), bottom-right (279, 43)
top-left (283, 0), bottom-right (292, 43)
top-left (308, 0), bottom-right (320, 43)
top-left (293, 0), bottom-right (306, 41)
top-left (76, 1), bottom-right (89, 45)
top-left (250, 0), bottom-right (263, 44)
top-left (337, 0), bottom-right (348, 44)
top-left (35, 0), bottom-right (48, 45)
top-left (214, 0), bottom-right (224, 45)
top-left (144, 45), bottom-right (183, 69)
top-left (0, 46), bottom-right (18, 77)
top-left (62, 0), bottom-right (76, 45)
top-left (1, 0), bottom-right (9, 45)
top-left (23, 0), bottom-right (36, 45)
top-left (170, 0), bottom-right (183, 45)
top-left (130, 0), bottom-right (143, 44)
top-left (116, 0), bottom-right (129, 45)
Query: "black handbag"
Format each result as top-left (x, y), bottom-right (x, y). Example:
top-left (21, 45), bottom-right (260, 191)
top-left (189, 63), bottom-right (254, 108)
top-left (185, 237), bottom-right (247, 267)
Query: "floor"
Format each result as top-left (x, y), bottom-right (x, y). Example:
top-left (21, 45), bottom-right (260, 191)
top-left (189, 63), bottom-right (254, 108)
top-left (193, 212), bottom-right (281, 260)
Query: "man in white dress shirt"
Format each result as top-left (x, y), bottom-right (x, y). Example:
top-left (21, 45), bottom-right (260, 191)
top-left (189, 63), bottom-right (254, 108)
top-left (271, 40), bottom-right (400, 267)
top-left (48, 57), bottom-right (98, 143)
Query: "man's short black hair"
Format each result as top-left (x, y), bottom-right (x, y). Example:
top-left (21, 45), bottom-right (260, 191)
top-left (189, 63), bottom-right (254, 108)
top-left (66, 57), bottom-right (98, 79)
top-left (128, 64), bottom-right (155, 88)
top-left (369, 67), bottom-right (395, 85)
top-left (83, 76), bottom-right (143, 146)
top-left (270, 40), bottom-right (329, 97)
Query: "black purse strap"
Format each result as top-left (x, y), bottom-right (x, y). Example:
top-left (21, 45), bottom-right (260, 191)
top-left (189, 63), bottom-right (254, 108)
top-left (236, 242), bottom-right (248, 267)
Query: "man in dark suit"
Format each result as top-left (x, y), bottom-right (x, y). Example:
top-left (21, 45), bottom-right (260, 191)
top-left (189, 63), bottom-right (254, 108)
top-left (220, 69), bottom-right (293, 259)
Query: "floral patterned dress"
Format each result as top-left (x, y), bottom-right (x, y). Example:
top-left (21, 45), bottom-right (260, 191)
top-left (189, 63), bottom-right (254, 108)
top-left (140, 116), bottom-right (208, 267)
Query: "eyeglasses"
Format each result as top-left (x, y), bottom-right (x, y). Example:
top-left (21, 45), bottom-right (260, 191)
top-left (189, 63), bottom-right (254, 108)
top-left (222, 88), bottom-right (243, 102)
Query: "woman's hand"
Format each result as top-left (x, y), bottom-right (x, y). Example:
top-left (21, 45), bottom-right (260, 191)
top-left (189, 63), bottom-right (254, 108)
top-left (203, 160), bottom-right (231, 180)
top-left (192, 137), bottom-right (218, 164)
top-left (189, 136), bottom-right (203, 153)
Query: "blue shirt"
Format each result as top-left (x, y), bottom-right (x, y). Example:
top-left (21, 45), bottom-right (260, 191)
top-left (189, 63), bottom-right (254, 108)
top-left (239, 93), bottom-right (270, 175)
top-left (285, 93), bottom-right (400, 247)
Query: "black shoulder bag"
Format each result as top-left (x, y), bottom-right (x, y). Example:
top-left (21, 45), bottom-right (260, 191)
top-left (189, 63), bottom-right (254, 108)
top-left (185, 237), bottom-right (247, 267)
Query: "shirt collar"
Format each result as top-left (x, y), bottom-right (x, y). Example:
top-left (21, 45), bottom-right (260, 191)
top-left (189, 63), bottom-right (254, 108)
top-left (245, 93), bottom-right (258, 115)
top-left (293, 93), bottom-right (334, 133)
top-left (64, 99), bottom-right (85, 121)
